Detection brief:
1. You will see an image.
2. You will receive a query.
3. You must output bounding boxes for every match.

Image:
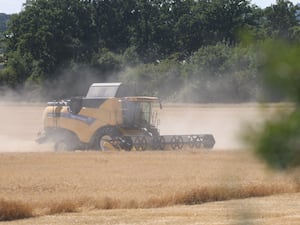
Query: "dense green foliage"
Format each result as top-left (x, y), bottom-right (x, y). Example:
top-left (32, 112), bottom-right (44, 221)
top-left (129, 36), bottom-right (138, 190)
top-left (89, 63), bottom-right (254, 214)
top-left (0, 0), bottom-right (299, 101)
top-left (121, 43), bottom-right (260, 102)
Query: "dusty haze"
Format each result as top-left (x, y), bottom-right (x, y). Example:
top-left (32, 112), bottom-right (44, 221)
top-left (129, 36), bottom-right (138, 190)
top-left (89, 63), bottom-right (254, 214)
top-left (0, 103), bottom-right (51, 152)
top-left (0, 102), bottom-right (283, 152)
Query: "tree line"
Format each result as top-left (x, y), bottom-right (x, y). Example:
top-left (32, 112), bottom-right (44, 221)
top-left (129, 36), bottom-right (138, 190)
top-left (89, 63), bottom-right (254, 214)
top-left (0, 0), bottom-right (299, 101)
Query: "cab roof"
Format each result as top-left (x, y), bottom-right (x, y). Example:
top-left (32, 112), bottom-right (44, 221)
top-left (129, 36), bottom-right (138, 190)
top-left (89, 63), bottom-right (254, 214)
top-left (86, 83), bottom-right (158, 99)
top-left (90, 83), bottom-right (121, 87)
top-left (122, 96), bottom-right (160, 102)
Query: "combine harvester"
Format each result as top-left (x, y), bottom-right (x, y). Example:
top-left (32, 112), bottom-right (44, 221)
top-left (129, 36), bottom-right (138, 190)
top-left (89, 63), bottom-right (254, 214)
top-left (36, 83), bottom-right (215, 151)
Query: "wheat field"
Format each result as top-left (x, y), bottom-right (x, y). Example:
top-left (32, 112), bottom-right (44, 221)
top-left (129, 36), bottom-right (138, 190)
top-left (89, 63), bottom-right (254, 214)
top-left (0, 103), bottom-right (299, 224)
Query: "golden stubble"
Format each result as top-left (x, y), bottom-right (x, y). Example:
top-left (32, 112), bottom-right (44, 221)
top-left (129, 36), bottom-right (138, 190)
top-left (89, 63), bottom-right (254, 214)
top-left (0, 150), bottom-right (298, 218)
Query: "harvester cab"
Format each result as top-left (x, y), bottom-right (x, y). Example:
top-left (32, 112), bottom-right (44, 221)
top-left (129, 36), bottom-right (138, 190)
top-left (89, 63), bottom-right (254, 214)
top-left (122, 97), bottom-right (160, 133)
top-left (37, 82), bottom-right (215, 151)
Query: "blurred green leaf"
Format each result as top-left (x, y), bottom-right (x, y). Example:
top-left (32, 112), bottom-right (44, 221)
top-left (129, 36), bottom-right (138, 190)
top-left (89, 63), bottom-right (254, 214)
top-left (249, 40), bottom-right (300, 170)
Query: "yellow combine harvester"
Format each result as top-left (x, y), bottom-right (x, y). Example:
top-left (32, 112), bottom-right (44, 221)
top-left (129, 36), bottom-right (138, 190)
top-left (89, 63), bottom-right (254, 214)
top-left (37, 83), bottom-right (215, 151)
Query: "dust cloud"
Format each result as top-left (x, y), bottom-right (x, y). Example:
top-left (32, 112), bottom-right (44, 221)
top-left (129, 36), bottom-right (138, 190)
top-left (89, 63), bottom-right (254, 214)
top-left (157, 103), bottom-right (274, 150)
top-left (0, 102), bottom-right (53, 152)
top-left (0, 100), bottom-right (275, 153)
top-left (42, 67), bottom-right (119, 100)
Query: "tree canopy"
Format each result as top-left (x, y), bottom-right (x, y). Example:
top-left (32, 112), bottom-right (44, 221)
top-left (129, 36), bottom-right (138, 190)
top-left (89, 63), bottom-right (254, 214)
top-left (0, 0), bottom-right (299, 101)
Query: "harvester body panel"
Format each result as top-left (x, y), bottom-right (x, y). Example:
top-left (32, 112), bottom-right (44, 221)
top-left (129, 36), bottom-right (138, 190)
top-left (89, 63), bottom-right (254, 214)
top-left (43, 98), bottom-right (123, 143)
